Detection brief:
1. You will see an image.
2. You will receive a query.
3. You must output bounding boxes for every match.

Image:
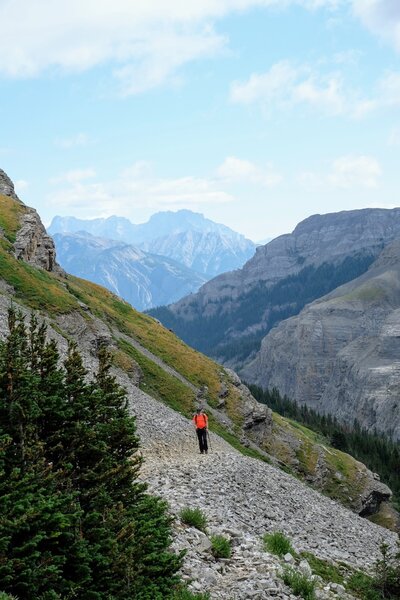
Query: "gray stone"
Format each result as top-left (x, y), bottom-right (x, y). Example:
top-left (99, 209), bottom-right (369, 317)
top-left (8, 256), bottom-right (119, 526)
top-left (283, 553), bottom-right (295, 564)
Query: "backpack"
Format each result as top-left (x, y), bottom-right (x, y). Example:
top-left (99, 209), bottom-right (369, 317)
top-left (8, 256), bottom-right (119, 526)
top-left (194, 413), bottom-right (207, 428)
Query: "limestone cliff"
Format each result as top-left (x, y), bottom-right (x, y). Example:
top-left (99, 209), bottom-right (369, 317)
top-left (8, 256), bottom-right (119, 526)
top-left (244, 240), bottom-right (400, 441)
top-left (0, 169), bottom-right (63, 274)
top-left (151, 207), bottom-right (400, 369)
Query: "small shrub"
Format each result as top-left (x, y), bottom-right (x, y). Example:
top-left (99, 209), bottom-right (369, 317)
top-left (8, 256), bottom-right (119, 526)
top-left (263, 531), bottom-right (294, 557)
top-left (374, 542), bottom-right (400, 598)
top-left (347, 572), bottom-right (381, 600)
top-left (300, 551), bottom-right (344, 585)
top-left (282, 567), bottom-right (316, 600)
top-left (179, 507), bottom-right (208, 533)
top-left (211, 535), bottom-right (232, 559)
top-left (171, 587), bottom-right (210, 600)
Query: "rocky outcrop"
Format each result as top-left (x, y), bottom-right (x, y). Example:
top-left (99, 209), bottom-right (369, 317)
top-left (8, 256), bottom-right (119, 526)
top-left (0, 169), bottom-right (22, 202)
top-left (14, 208), bottom-right (64, 274)
top-left (244, 241), bottom-right (400, 440)
top-left (0, 169), bottom-right (63, 275)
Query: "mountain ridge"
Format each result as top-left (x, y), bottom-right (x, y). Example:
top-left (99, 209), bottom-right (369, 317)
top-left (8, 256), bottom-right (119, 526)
top-left (48, 210), bottom-right (256, 278)
top-left (243, 239), bottom-right (400, 441)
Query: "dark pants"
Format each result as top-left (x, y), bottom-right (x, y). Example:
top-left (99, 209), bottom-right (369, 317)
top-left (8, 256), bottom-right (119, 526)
top-left (196, 428), bottom-right (208, 453)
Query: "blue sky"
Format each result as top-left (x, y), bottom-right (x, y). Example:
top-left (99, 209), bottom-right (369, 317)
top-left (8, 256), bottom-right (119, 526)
top-left (0, 0), bottom-right (399, 241)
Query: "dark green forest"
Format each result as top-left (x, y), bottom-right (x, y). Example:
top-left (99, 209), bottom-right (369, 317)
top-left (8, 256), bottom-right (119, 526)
top-left (150, 253), bottom-right (375, 364)
top-left (0, 308), bottom-right (184, 599)
top-left (249, 385), bottom-right (400, 507)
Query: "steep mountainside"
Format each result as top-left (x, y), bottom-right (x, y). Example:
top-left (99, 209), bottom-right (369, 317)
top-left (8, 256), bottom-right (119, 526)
top-left (53, 231), bottom-right (207, 310)
top-left (150, 208), bottom-right (400, 366)
top-left (49, 210), bottom-right (256, 278)
top-left (244, 240), bottom-right (400, 441)
top-left (0, 169), bottom-right (398, 597)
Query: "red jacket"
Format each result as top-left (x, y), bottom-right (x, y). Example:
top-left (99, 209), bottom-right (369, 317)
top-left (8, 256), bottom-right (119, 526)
top-left (193, 413), bottom-right (208, 429)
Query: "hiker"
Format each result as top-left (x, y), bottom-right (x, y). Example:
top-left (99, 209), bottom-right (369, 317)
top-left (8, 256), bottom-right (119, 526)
top-left (192, 408), bottom-right (208, 454)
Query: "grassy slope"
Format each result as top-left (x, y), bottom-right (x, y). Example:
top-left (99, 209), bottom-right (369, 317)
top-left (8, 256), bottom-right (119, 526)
top-left (0, 194), bottom-right (392, 516)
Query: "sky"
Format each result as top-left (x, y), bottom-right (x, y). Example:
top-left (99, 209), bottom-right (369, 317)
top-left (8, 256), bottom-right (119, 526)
top-left (0, 0), bottom-right (399, 242)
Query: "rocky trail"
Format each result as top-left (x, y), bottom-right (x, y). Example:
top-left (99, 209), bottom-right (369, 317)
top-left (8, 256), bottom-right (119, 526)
top-left (114, 366), bottom-right (397, 600)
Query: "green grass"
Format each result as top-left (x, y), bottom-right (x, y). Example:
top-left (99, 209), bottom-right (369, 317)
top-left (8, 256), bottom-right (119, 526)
top-left (0, 194), bottom-right (25, 242)
top-left (263, 531), bottom-right (294, 557)
top-left (171, 588), bottom-right (210, 600)
top-left (0, 241), bottom-right (78, 314)
top-left (67, 276), bottom-right (224, 398)
top-left (117, 339), bottom-right (196, 416)
top-left (282, 568), bottom-right (316, 600)
top-left (300, 552), bottom-right (345, 585)
top-left (179, 508), bottom-right (208, 533)
top-left (347, 572), bottom-right (381, 600)
top-left (206, 413), bottom-right (271, 463)
top-left (211, 535), bottom-right (232, 559)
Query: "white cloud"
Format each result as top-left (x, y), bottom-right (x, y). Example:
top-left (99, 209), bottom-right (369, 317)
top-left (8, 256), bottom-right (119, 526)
top-left (230, 61), bottom-right (354, 116)
top-left (328, 155), bottom-right (382, 188)
top-left (47, 162), bottom-right (234, 218)
top-left (298, 155), bottom-right (383, 189)
top-left (217, 156), bottom-right (282, 186)
top-left (231, 58), bottom-right (400, 118)
top-left (353, 0), bottom-right (400, 52)
top-left (55, 133), bottom-right (91, 149)
top-left (51, 168), bottom-right (97, 184)
top-left (0, 0), bottom-right (344, 93)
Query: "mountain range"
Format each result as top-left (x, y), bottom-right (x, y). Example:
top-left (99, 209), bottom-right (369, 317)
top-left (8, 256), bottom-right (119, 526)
top-left (53, 231), bottom-right (207, 311)
top-left (49, 211), bottom-right (256, 276)
top-left (151, 208), bottom-right (400, 440)
top-left (48, 211), bottom-right (256, 309)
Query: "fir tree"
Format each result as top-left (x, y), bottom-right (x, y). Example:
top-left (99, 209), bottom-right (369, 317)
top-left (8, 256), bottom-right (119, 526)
top-left (0, 308), bottom-right (182, 598)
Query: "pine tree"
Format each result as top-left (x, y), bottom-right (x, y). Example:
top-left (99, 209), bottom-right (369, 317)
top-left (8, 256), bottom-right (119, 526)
top-left (0, 308), bottom-right (182, 598)
top-left (0, 308), bottom-right (91, 599)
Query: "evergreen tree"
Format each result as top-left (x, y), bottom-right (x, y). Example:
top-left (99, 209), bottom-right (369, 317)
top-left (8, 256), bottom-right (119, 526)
top-left (0, 308), bottom-right (182, 598)
top-left (0, 308), bottom-right (90, 598)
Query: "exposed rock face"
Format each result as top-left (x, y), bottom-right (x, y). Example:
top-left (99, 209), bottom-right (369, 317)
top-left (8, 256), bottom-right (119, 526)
top-left (244, 241), bottom-right (400, 440)
top-left (14, 208), bottom-right (64, 274)
top-left (151, 208), bottom-right (400, 369)
top-left (0, 169), bottom-right (63, 275)
top-left (0, 169), bottom-right (22, 202)
top-left (167, 208), bottom-right (400, 317)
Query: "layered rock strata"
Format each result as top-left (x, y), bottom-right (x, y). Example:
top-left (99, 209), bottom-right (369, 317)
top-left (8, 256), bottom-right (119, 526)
top-left (244, 241), bottom-right (400, 440)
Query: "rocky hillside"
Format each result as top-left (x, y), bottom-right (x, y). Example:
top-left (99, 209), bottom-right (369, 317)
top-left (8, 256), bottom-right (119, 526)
top-left (151, 209), bottom-right (400, 368)
top-left (0, 169), bottom-right (398, 597)
top-left (244, 240), bottom-right (400, 442)
top-left (49, 209), bottom-right (256, 278)
top-left (53, 231), bottom-right (207, 310)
